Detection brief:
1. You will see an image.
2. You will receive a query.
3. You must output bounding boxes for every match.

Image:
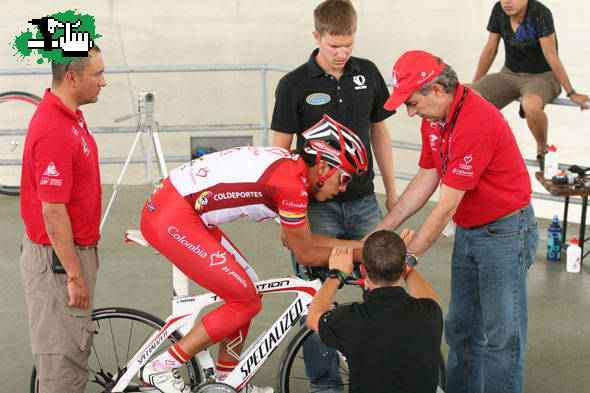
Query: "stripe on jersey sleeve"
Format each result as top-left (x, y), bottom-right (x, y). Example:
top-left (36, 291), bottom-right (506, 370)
top-left (279, 210), bottom-right (306, 227)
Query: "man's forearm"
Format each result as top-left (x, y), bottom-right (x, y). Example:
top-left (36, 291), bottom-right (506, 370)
top-left (374, 168), bottom-right (439, 232)
top-left (42, 202), bottom-right (82, 277)
top-left (370, 121), bottom-right (397, 198)
top-left (306, 278), bottom-right (340, 332)
top-left (405, 268), bottom-right (439, 306)
top-left (407, 203), bottom-right (455, 258)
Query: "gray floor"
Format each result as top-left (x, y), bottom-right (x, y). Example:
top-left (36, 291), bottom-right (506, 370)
top-left (1, 187), bottom-right (589, 392)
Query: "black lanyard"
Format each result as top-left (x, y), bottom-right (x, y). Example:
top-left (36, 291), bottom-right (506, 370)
top-left (440, 88), bottom-right (468, 178)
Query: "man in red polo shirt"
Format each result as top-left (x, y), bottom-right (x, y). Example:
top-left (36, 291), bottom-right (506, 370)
top-left (371, 51), bottom-right (539, 393)
top-left (20, 46), bottom-right (106, 393)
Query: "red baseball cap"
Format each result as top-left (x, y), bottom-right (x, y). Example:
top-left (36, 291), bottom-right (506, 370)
top-left (383, 50), bottom-right (445, 111)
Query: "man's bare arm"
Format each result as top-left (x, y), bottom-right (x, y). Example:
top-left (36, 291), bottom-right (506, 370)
top-left (540, 34), bottom-right (590, 109)
top-left (370, 120), bottom-right (398, 211)
top-left (42, 201), bottom-right (89, 308)
top-left (372, 167), bottom-right (440, 234)
top-left (472, 32), bottom-right (501, 83)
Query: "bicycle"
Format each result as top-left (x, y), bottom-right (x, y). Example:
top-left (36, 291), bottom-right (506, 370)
top-left (0, 91), bottom-right (41, 196)
top-left (30, 230), bottom-right (446, 392)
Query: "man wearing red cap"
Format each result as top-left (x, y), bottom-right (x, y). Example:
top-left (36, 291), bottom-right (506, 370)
top-left (372, 50), bottom-right (539, 393)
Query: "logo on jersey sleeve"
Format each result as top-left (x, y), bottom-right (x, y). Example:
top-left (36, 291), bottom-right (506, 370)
top-left (43, 161), bottom-right (60, 176)
top-left (306, 93), bottom-right (331, 106)
top-left (452, 154), bottom-right (475, 177)
top-left (195, 190), bottom-right (212, 212)
top-left (278, 210), bottom-right (306, 227)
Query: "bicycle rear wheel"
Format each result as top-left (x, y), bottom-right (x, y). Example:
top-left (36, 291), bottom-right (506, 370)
top-left (30, 307), bottom-right (203, 393)
top-left (276, 326), bottom-right (447, 393)
top-left (0, 91), bottom-right (41, 196)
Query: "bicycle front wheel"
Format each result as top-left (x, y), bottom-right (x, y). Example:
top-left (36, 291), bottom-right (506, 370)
top-left (30, 307), bottom-right (203, 393)
top-left (276, 326), bottom-right (447, 393)
top-left (0, 91), bottom-right (41, 196)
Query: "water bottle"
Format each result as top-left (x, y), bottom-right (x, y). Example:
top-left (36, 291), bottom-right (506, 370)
top-left (566, 236), bottom-right (581, 273)
top-left (544, 145), bottom-right (559, 179)
top-left (546, 215), bottom-right (562, 261)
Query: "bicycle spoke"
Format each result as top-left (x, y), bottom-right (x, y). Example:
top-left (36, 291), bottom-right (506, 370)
top-left (108, 317), bottom-right (121, 367)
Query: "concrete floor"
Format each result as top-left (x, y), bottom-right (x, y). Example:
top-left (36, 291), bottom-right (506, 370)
top-left (1, 188), bottom-right (589, 392)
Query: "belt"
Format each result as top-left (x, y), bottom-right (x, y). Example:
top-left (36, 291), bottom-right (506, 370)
top-left (494, 207), bottom-right (526, 223)
top-left (75, 242), bottom-right (98, 250)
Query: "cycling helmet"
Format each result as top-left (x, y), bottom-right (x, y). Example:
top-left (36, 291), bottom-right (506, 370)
top-left (301, 114), bottom-right (368, 175)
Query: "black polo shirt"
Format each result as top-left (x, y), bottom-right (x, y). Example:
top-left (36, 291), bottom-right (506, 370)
top-left (271, 49), bottom-right (394, 202)
top-left (318, 286), bottom-right (443, 393)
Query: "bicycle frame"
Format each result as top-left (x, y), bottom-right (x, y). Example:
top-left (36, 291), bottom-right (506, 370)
top-left (110, 275), bottom-right (321, 392)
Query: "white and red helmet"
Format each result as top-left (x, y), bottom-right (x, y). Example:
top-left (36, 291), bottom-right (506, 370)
top-left (301, 114), bottom-right (368, 175)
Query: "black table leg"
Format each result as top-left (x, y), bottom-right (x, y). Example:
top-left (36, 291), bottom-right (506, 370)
top-left (563, 196), bottom-right (569, 244)
top-left (580, 196), bottom-right (587, 264)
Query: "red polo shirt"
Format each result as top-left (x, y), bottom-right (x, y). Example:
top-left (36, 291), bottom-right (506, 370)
top-left (20, 89), bottom-right (102, 245)
top-left (418, 84), bottom-right (531, 228)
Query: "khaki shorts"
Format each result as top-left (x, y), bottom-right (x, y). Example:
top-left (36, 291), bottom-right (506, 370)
top-left (20, 234), bottom-right (99, 393)
top-left (471, 66), bottom-right (561, 109)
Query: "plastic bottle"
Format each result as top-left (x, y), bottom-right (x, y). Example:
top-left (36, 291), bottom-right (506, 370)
top-left (544, 145), bottom-right (559, 179)
top-left (546, 215), bottom-right (562, 261)
top-left (566, 237), bottom-right (581, 273)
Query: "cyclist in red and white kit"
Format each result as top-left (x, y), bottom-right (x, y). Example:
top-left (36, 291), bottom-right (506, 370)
top-left (139, 115), bottom-right (368, 393)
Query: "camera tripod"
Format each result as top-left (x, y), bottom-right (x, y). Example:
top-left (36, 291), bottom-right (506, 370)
top-left (100, 92), bottom-right (168, 233)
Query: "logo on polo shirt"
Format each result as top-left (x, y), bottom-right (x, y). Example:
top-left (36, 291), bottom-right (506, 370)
top-left (306, 93), bottom-right (331, 106)
top-left (43, 161), bottom-right (60, 176)
top-left (429, 134), bottom-right (439, 151)
top-left (353, 75), bottom-right (367, 90)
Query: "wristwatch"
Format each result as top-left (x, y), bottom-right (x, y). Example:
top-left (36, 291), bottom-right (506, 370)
top-left (567, 89), bottom-right (577, 98)
top-left (405, 252), bottom-right (419, 267)
top-left (326, 269), bottom-right (347, 289)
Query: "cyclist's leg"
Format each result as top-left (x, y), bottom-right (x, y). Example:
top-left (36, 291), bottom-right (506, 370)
top-left (140, 180), bottom-right (261, 358)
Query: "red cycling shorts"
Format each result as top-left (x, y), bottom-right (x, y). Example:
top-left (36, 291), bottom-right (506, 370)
top-left (140, 178), bottom-right (262, 343)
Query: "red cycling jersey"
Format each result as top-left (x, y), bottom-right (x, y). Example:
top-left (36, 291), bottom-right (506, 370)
top-left (141, 147), bottom-right (312, 343)
top-left (170, 146), bottom-right (311, 228)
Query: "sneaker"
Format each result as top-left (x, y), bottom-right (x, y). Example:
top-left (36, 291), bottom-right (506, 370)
top-left (518, 102), bottom-right (527, 119)
top-left (139, 361), bottom-right (190, 393)
top-left (536, 151), bottom-right (547, 172)
top-left (241, 384), bottom-right (274, 393)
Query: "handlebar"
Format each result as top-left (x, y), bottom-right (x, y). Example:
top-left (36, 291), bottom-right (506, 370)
top-left (301, 265), bottom-right (364, 287)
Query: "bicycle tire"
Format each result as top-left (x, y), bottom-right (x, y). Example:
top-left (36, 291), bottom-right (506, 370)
top-left (30, 307), bottom-right (203, 393)
top-left (276, 326), bottom-right (447, 393)
top-left (0, 91), bottom-right (41, 196)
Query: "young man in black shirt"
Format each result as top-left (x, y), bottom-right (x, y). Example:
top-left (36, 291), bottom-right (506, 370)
top-left (471, 0), bottom-right (589, 169)
top-left (271, 1), bottom-right (396, 391)
top-left (307, 230), bottom-right (443, 393)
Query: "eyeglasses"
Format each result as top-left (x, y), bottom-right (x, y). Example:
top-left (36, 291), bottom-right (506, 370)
top-left (326, 165), bottom-right (353, 185)
top-left (64, 59), bottom-right (73, 73)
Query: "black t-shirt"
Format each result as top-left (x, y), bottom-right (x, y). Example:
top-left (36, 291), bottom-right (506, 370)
top-left (271, 49), bottom-right (394, 202)
top-left (318, 286), bottom-right (443, 393)
top-left (487, 0), bottom-right (556, 73)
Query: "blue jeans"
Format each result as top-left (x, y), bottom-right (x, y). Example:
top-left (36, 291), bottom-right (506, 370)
top-left (445, 203), bottom-right (539, 393)
top-left (294, 194), bottom-right (383, 391)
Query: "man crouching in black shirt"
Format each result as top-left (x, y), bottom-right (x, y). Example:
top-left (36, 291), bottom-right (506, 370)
top-left (306, 230), bottom-right (443, 393)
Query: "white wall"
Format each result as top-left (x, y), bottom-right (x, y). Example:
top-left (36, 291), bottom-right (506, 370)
top-left (1, 0), bottom-right (588, 221)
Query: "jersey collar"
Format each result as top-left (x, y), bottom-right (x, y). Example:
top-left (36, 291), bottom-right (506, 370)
top-left (306, 48), bottom-right (360, 79)
top-left (44, 88), bottom-right (85, 124)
